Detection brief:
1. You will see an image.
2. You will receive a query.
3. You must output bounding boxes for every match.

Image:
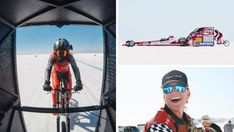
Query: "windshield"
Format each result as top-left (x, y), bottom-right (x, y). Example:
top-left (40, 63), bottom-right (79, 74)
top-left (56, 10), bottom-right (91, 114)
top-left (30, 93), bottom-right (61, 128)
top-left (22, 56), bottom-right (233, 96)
top-left (192, 28), bottom-right (201, 33)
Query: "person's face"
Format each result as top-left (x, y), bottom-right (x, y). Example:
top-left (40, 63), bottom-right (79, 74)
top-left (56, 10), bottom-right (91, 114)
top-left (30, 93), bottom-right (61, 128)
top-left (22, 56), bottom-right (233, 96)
top-left (163, 81), bottom-right (190, 112)
top-left (202, 122), bottom-right (210, 128)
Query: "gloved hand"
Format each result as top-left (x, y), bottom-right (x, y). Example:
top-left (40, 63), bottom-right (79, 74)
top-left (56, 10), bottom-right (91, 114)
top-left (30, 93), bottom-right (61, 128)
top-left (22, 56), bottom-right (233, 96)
top-left (43, 80), bottom-right (52, 91)
top-left (74, 80), bottom-right (83, 91)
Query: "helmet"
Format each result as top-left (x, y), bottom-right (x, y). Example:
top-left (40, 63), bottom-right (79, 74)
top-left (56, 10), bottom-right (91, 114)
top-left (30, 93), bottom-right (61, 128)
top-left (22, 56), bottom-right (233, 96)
top-left (53, 38), bottom-right (70, 51)
top-left (53, 38), bottom-right (71, 57)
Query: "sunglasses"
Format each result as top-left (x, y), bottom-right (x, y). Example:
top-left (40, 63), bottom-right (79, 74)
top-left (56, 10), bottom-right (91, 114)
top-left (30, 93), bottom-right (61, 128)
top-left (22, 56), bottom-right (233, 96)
top-left (162, 83), bottom-right (187, 94)
top-left (56, 50), bottom-right (67, 57)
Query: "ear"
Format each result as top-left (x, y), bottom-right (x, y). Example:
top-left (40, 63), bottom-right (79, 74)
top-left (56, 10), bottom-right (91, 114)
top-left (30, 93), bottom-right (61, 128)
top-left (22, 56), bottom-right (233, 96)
top-left (187, 89), bottom-right (191, 99)
top-left (69, 45), bottom-right (73, 50)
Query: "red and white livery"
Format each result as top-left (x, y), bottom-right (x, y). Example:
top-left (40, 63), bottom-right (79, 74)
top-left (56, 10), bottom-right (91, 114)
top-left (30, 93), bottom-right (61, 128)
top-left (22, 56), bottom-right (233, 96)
top-left (123, 27), bottom-right (229, 47)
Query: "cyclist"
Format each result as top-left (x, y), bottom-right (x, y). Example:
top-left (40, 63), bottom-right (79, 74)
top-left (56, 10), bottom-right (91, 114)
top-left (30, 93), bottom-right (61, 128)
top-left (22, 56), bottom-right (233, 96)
top-left (214, 29), bottom-right (223, 44)
top-left (42, 38), bottom-right (83, 114)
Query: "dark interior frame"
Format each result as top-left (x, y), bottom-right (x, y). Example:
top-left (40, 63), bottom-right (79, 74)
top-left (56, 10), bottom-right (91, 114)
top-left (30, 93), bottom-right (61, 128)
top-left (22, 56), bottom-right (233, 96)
top-left (0, 0), bottom-right (116, 131)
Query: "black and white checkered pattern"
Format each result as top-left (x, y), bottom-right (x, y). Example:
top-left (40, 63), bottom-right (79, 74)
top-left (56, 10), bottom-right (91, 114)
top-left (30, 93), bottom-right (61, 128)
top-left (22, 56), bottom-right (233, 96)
top-left (147, 123), bottom-right (173, 132)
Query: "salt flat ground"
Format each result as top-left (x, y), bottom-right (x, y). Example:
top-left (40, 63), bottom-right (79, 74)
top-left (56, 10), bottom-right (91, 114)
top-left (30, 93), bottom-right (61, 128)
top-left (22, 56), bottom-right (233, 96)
top-left (118, 43), bottom-right (234, 65)
top-left (17, 53), bottom-right (103, 132)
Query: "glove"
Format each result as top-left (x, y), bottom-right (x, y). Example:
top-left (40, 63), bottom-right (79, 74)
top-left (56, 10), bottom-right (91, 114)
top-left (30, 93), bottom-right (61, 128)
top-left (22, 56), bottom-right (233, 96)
top-left (74, 80), bottom-right (83, 91)
top-left (43, 80), bottom-right (52, 91)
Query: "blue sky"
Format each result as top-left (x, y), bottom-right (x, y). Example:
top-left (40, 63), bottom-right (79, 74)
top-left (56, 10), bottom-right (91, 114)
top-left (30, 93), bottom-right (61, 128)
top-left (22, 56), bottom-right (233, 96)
top-left (16, 25), bottom-right (103, 54)
top-left (119, 0), bottom-right (234, 43)
top-left (118, 66), bottom-right (234, 125)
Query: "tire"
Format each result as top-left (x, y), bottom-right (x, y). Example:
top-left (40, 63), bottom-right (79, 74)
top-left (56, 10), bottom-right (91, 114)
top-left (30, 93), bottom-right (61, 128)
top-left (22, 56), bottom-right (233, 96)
top-left (61, 121), bottom-right (67, 132)
top-left (223, 40), bottom-right (230, 47)
top-left (66, 95), bottom-right (70, 132)
top-left (180, 43), bottom-right (189, 47)
top-left (59, 115), bottom-right (69, 132)
top-left (126, 40), bottom-right (135, 47)
top-left (56, 90), bottom-right (60, 132)
top-left (129, 40), bottom-right (135, 47)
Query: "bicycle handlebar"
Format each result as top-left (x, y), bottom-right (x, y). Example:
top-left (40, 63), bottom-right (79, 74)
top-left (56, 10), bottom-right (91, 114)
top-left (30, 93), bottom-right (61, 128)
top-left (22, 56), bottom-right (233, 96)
top-left (46, 88), bottom-right (80, 94)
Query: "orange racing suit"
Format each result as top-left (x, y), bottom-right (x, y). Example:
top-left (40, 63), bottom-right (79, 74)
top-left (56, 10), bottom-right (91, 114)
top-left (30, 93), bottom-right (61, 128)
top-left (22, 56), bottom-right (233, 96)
top-left (44, 53), bottom-right (81, 106)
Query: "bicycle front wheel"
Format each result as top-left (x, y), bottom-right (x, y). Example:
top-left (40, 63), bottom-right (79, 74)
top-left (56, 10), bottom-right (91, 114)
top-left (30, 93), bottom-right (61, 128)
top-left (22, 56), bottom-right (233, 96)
top-left (223, 40), bottom-right (230, 47)
top-left (61, 121), bottom-right (67, 132)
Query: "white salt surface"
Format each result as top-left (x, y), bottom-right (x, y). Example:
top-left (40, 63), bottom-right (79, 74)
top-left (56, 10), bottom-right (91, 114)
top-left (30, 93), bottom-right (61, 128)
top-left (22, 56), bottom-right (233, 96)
top-left (17, 53), bottom-right (103, 132)
top-left (118, 43), bottom-right (234, 65)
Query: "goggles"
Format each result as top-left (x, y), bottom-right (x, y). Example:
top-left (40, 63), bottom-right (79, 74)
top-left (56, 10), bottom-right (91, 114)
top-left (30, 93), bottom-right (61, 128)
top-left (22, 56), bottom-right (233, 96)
top-left (162, 83), bottom-right (187, 94)
top-left (56, 50), bottom-right (67, 57)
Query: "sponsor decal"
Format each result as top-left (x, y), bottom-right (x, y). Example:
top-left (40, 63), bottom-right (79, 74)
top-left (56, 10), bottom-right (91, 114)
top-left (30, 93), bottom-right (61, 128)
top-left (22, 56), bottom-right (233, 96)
top-left (143, 42), bottom-right (150, 45)
top-left (199, 27), bottom-right (214, 35)
top-left (203, 29), bottom-right (213, 33)
top-left (165, 118), bottom-right (170, 125)
top-left (194, 38), bottom-right (202, 42)
top-left (203, 35), bottom-right (214, 42)
top-left (196, 42), bottom-right (214, 46)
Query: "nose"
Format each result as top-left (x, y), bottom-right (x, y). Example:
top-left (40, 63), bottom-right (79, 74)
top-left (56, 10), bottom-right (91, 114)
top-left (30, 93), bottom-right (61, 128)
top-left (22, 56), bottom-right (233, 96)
top-left (171, 87), bottom-right (177, 93)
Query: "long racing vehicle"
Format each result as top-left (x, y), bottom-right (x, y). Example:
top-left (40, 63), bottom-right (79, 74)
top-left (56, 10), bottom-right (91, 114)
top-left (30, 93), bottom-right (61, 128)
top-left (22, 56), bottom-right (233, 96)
top-left (123, 27), bottom-right (229, 47)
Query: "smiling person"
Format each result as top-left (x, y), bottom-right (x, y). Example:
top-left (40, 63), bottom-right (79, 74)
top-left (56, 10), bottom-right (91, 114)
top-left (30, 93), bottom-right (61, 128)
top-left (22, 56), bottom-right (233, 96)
top-left (144, 70), bottom-right (195, 132)
top-left (201, 115), bottom-right (222, 132)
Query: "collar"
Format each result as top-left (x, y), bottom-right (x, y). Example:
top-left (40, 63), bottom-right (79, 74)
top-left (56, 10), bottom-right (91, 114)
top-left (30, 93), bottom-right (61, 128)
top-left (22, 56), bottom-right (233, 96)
top-left (164, 105), bottom-right (189, 125)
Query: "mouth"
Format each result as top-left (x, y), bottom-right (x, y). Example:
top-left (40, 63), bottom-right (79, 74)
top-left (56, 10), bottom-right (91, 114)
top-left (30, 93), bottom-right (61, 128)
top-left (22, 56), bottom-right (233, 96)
top-left (171, 97), bottom-right (181, 103)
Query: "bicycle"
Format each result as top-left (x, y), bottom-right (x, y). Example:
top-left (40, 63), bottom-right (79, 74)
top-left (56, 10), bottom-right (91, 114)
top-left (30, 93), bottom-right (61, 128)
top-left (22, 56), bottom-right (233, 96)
top-left (49, 79), bottom-right (79, 132)
top-left (222, 40), bottom-right (230, 47)
top-left (216, 39), bottom-right (230, 47)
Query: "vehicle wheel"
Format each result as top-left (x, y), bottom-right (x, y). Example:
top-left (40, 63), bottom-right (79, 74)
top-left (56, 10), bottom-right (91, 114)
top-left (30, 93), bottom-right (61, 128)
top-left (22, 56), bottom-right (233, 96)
top-left (223, 40), bottom-right (230, 47)
top-left (126, 40), bottom-right (135, 47)
top-left (125, 41), bottom-right (130, 47)
top-left (61, 121), bottom-right (67, 132)
top-left (129, 40), bottom-right (135, 47)
top-left (180, 42), bottom-right (189, 47)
